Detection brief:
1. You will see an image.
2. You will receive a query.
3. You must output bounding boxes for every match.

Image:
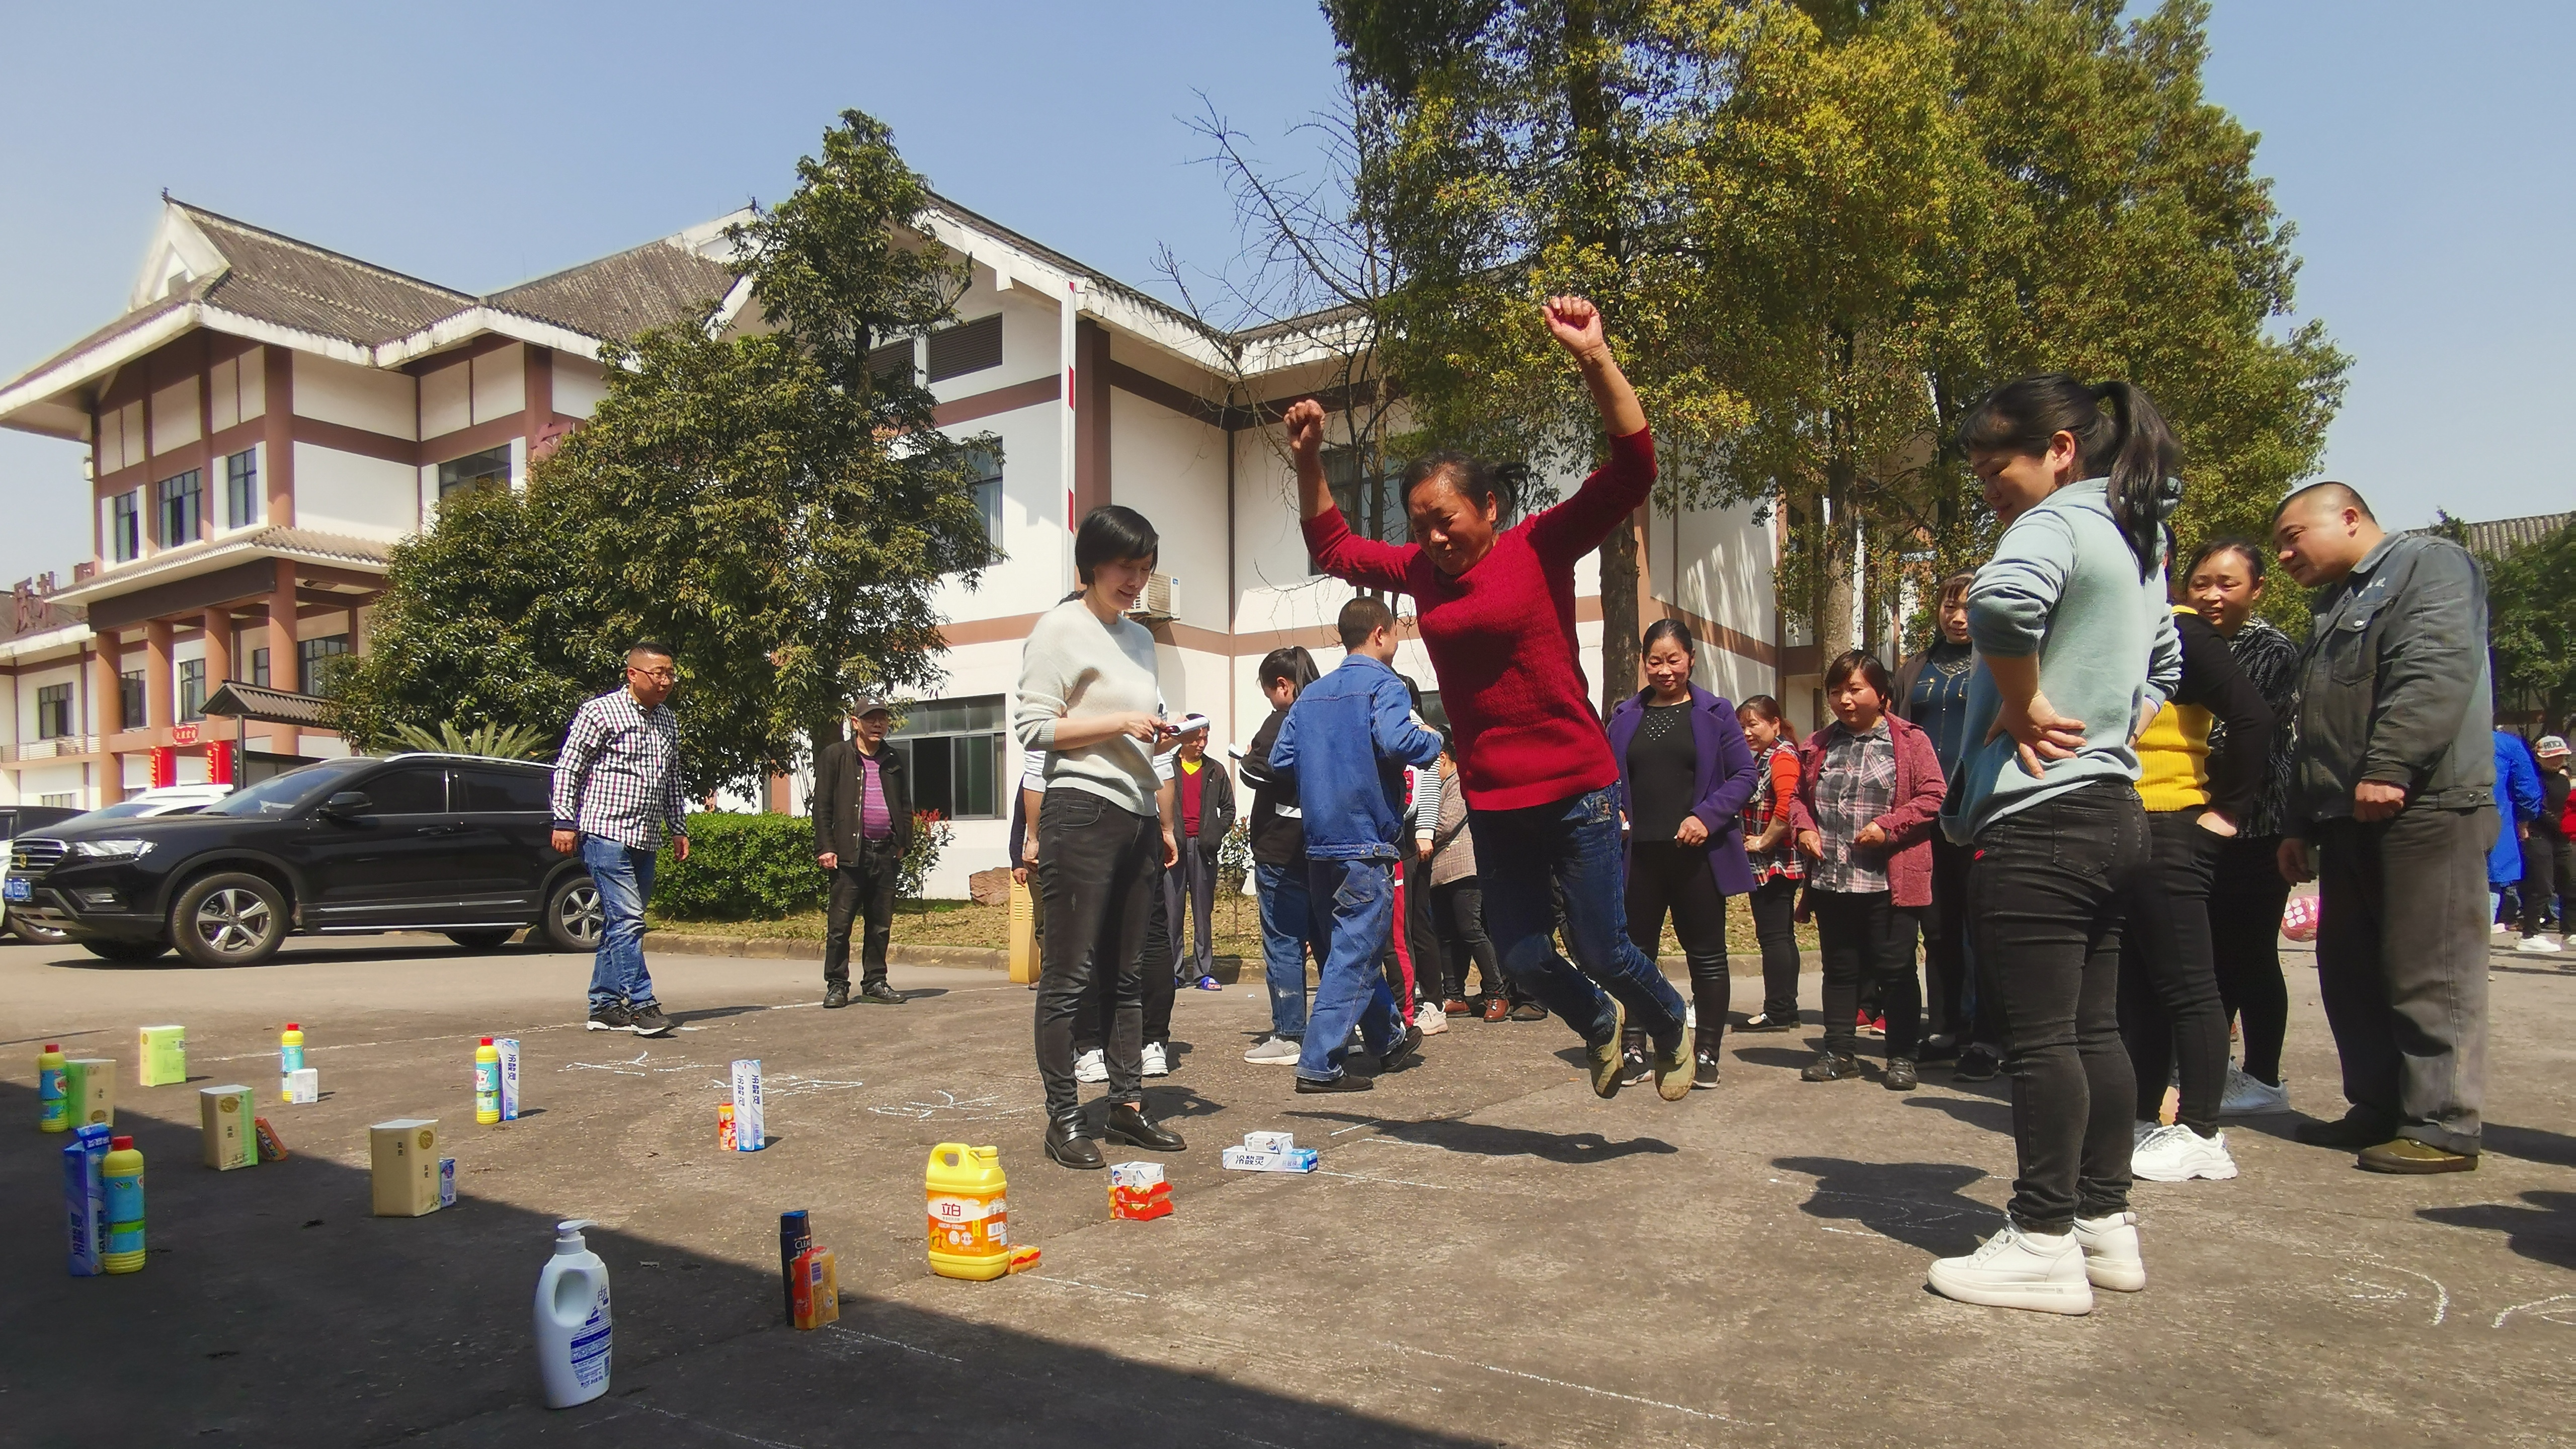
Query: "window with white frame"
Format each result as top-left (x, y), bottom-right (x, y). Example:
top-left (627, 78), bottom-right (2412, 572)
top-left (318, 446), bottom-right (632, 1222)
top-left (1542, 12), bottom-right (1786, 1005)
top-left (157, 469), bottom-right (203, 548)
top-left (888, 695), bottom-right (1004, 820)
top-left (224, 449), bottom-right (259, 529)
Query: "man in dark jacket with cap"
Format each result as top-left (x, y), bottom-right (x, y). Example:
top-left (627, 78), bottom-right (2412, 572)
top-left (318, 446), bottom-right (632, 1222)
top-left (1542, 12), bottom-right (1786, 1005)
top-left (814, 699), bottom-right (913, 1008)
top-left (2273, 484), bottom-right (2494, 1174)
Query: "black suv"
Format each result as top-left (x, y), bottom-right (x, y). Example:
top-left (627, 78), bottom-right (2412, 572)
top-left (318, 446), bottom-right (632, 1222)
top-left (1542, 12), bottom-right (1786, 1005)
top-left (6, 754), bottom-right (605, 967)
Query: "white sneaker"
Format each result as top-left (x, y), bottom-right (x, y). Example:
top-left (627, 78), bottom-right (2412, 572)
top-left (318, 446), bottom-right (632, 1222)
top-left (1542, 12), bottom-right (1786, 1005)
top-left (1926, 1221), bottom-right (2094, 1315)
top-left (2492, 919), bottom-right (2512, 933)
top-left (2219, 1066), bottom-right (2292, 1117)
top-left (1141, 1042), bottom-right (1170, 1077)
top-left (2516, 935), bottom-right (2563, 954)
top-left (1243, 1034), bottom-right (1302, 1065)
top-left (2131, 1122), bottom-right (2238, 1182)
top-left (1416, 1009), bottom-right (1448, 1035)
top-left (2071, 1211), bottom-right (2146, 1292)
top-left (1074, 1048), bottom-right (1108, 1083)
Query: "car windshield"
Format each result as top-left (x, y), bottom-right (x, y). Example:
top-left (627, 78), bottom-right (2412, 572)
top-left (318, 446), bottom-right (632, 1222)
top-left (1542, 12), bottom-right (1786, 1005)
top-left (67, 801), bottom-right (159, 823)
top-left (203, 766), bottom-right (358, 818)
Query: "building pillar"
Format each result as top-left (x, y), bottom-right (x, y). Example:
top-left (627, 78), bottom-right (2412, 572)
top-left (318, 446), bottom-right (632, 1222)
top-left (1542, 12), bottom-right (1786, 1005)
top-left (267, 557), bottom-right (299, 755)
top-left (144, 618), bottom-right (174, 731)
top-left (89, 636), bottom-right (124, 806)
top-left (263, 347), bottom-right (295, 528)
top-left (1074, 316), bottom-right (1113, 517)
top-left (201, 606), bottom-right (232, 685)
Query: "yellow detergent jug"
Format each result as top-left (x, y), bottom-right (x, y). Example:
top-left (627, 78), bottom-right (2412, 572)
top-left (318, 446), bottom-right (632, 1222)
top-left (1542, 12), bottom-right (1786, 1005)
top-left (925, 1143), bottom-right (1011, 1280)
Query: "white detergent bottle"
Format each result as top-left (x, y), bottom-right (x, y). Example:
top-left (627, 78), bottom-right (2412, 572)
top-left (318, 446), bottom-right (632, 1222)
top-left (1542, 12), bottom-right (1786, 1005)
top-left (533, 1219), bottom-right (612, 1409)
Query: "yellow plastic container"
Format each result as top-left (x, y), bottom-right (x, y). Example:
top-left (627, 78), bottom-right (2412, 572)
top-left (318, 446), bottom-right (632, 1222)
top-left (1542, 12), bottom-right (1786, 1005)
top-left (925, 1143), bottom-right (1011, 1281)
top-left (1007, 878), bottom-right (1037, 984)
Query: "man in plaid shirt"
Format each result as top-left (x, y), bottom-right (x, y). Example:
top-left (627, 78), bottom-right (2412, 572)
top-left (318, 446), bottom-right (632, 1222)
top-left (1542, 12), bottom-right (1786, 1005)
top-left (552, 641), bottom-right (692, 1037)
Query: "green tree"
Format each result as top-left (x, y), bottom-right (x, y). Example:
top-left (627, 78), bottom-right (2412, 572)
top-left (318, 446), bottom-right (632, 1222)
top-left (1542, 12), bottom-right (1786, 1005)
top-left (2476, 519), bottom-right (2576, 732)
top-left (335, 111), bottom-right (997, 793)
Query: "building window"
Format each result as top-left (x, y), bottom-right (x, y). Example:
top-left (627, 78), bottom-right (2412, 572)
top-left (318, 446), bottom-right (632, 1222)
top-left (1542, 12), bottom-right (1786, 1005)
top-left (35, 684), bottom-right (73, 740)
top-left (888, 694), bottom-right (1004, 820)
top-left (1310, 446), bottom-right (1406, 572)
top-left (926, 314), bottom-right (1002, 382)
top-left (250, 648), bottom-right (270, 689)
top-left (119, 671), bottom-right (144, 730)
top-left (111, 491), bottom-right (141, 562)
top-left (39, 793), bottom-right (77, 809)
top-left (157, 469), bottom-right (203, 548)
top-left (866, 340), bottom-right (915, 384)
top-left (967, 449), bottom-right (1002, 565)
top-left (224, 449), bottom-right (259, 529)
top-left (437, 445), bottom-right (512, 499)
top-left (178, 660), bottom-right (207, 722)
top-left (299, 634), bottom-right (349, 696)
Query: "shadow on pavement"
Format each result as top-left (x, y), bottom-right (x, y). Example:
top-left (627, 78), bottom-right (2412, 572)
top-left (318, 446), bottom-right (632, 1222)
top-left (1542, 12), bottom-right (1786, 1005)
top-left (1902, 1093), bottom-right (2015, 1135)
top-left (2484, 1122), bottom-right (2576, 1170)
top-left (0, 1079), bottom-right (1491, 1447)
top-left (1773, 1156), bottom-right (2002, 1256)
top-left (1287, 1109), bottom-right (1677, 1165)
top-left (2417, 1191), bottom-right (2576, 1270)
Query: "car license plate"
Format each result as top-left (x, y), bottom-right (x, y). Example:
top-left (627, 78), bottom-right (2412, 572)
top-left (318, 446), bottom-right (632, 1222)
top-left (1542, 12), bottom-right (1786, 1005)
top-left (4, 876), bottom-right (30, 902)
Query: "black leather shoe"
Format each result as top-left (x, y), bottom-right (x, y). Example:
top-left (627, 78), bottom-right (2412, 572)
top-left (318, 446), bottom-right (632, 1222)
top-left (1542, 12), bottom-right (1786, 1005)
top-left (1297, 1073), bottom-right (1374, 1093)
top-left (822, 982), bottom-right (850, 1009)
top-left (1953, 1045), bottom-right (2002, 1082)
top-left (1376, 1024), bottom-right (1425, 1075)
top-left (2295, 1111), bottom-right (2395, 1149)
top-left (856, 980), bottom-right (906, 1005)
top-left (1883, 1056), bottom-right (1920, 1092)
top-left (1103, 1102), bottom-right (1185, 1152)
top-left (1044, 1112), bottom-right (1103, 1170)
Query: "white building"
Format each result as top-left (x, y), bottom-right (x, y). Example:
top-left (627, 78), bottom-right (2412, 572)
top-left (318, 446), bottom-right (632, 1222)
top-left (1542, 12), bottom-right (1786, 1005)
top-left (0, 194), bottom-right (1789, 896)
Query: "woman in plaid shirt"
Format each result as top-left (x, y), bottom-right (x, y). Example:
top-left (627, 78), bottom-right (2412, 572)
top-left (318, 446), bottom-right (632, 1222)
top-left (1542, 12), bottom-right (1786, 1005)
top-left (1736, 696), bottom-right (1808, 1031)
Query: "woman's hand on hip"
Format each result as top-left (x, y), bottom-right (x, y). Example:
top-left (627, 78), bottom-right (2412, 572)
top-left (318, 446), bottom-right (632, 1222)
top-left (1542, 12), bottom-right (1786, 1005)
top-left (1989, 689), bottom-right (2086, 777)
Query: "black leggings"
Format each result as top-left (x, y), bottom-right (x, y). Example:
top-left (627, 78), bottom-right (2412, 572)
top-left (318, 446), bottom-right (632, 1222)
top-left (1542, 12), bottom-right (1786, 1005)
top-left (1430, 878), bottom-right (1505, 1000)
top-left (2523, 831), bottom-right (2570, 936)
top-left (1078, 857), bottom-right (1176, 1052)
top-left (1749, 875), bottom-right (1802, 1021)
top-left (1624, 842), bottom-right (1731, 1045)
top-left (1034, 791), bottom-right (1159, 1114)
top-left (2117, 812), bottom-right (2231, 1135)
top-left (2208, 833), bottom-right (2293, 1086)
top-left (1813, 888), bottom-right (1921, 1058)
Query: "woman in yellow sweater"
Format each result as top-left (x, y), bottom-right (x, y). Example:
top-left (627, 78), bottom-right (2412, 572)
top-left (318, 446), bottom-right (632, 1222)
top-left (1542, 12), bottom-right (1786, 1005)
top-left (2121, 592), bottom-right (2276, 1182)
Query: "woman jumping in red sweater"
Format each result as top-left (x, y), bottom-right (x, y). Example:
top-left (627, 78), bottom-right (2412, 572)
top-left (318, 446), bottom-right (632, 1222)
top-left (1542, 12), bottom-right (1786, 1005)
top-left (1289, 295), bottom-right (1695, 1102)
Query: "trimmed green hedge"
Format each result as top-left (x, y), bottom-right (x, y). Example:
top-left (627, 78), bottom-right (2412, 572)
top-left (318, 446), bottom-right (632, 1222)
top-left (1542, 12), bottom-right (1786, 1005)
top-left (651, 809), bottom-right (954, 921)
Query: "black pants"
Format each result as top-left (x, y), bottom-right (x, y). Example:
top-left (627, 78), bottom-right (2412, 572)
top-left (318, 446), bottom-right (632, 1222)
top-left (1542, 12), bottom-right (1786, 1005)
top-left (1079, 859), bottom-right (1175, 1052)
top-left (1400, 851), bottom-right (1441, 1006)
top-left (1924, 837), bottom-right (1988, 1042)
top-left (1033, 790), bottom-right (1159, 1115)
top-left (2117, 812), bottom-right (2231, 1135)
top-left (1749, 875), bottom-right (1802, 1021)
top-left (2521, 830), bottom-right (2569, 936)
top-left (1626, 842), bottom-right (1731, 1046)
top-left (822, 844), bottom-right (898, 987)
top-left (2209, 833), bottom-right (2293, 1085)
top-left (1430, 877), bottom-right (1504, 1000)
top-left (1970, 781), bottom-right (2150, 1234)
top-left (2313, 806), bottom-right (2493, 1155)
top-left (1170, 833), bottom-right (1217, 979)
top-left (1813, 888), bottom-right (1921, 1058)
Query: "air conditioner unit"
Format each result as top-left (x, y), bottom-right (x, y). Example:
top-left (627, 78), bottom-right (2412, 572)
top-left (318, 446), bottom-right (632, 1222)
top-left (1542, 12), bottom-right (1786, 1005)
top-left (1126, 572), bottom-right (1178, 623)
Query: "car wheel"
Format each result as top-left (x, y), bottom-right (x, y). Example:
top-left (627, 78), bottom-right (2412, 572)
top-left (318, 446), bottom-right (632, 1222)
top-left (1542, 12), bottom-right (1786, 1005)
top-left (82, 938), bottom-right (170, 963)
top-left (445, 929), bottom-right (517, 952)
top-left (541, 875), bottom-right (603, 953)
top-left (170, 871), bottom-right (290, 968)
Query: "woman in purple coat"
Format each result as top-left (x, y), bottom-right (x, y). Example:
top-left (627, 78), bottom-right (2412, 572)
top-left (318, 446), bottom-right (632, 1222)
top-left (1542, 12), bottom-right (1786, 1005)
top-left (1607, 619), bottom-right (1761, 1087)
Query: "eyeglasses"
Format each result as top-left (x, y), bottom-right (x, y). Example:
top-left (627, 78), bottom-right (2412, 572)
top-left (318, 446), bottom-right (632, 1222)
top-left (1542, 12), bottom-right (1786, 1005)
top-left (627, 665), bottom-right (679, 683)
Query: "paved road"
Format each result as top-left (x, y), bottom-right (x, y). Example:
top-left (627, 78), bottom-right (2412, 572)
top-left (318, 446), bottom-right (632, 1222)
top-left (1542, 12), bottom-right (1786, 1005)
top-left (2, 934), bottom-right (2569, 1446)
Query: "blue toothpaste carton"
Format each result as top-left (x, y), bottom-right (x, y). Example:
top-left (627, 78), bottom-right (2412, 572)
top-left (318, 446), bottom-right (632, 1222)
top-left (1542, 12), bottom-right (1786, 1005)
top-left (64, 1123), bottom-right (112, 1275)
top-left (439, 1157), bottom-right (457, 1209)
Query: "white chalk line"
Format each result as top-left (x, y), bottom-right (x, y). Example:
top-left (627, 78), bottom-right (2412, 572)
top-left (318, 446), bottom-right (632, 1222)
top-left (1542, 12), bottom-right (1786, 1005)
top-left (193, 998), bottom-right (829, 1064)
top-left (1389, 1343), bottom-right (1757, 1425)
top-left (614, 1402), bottom-right (810, 1448)
top-left (1026, 1274), bottom-right (1151, 1300)
top-left (1311, 1168), bottom-right (1458, 1190)
top-left (2299, 1251), bottom-right (2449, 1327)
top-left (823, 1323), bottom-right (964, 1363)
top-left (2491, 1294), bottom-right (2576, 1329)
top-left (1327, 1118), bottom-right (1383, 1137)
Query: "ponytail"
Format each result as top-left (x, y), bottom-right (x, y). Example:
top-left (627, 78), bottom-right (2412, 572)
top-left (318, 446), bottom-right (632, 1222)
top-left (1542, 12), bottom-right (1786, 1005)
top-left (1957, 373), bottom-right (2183, 579)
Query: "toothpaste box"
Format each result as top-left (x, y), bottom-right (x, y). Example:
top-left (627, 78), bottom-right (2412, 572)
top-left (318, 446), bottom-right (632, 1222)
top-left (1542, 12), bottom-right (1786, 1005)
top-left (1107, 1161), bottom-right (1172, 1220)
top-left (1222, 1145), bottom-right (1320, 1174)
top-left (495, 1038), bottom-right (522, 1120)
top-left (138, 1025), bottom-right (186, 1086)
top-left (730, 1060), bottom-right (765, 1151)
top-left (63, 1123), bottom-right (111, 1275)
top-left (1107, 1161), bottom-right (1165, 1189)
top-left (369, 1119), bottom-right (442, 1217)
top-left (1241, 1131), bottom-right (1297, 1155)
top-left (199, 1085), bottom-right (256, 1170)
top-left (64, 1059), bottom-right (114, 1129)
top-left (284, 1068), bottom-right (319, 1104)
top-left (438, 1157), bottom-right (457, 1209)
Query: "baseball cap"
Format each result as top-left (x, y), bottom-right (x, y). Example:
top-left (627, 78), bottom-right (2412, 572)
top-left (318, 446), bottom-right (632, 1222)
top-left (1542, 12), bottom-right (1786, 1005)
top-left (849, 696), bottom-right (896, 719)
top-left (2538, 735), bottom-right (2569, 758)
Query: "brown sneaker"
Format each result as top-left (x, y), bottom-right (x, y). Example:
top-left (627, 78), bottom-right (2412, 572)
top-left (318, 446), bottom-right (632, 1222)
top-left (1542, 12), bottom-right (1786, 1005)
top-left (1482, 996), bottom-right (1511, 1023)
top-left (2357, 1139), bottom-right (2477, 1174)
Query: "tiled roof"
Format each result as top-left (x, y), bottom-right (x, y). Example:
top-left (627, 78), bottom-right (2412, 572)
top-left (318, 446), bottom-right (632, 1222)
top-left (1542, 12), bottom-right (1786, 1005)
top-left (488, 239), bottom-right (739, 342)
top-left (2455, 512), bottom-right (2573, 559)
top-left (49, 526), bottom-right (393, 606)
top-left (183, 205), bottom-right (475, 347)
top-left (201, 680), bottom-right (335, 728)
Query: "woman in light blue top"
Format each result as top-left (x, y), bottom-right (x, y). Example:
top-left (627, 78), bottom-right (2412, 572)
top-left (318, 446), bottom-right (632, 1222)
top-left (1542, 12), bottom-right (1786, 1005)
top-left (1923, 375), bottom-right (2182, 1317)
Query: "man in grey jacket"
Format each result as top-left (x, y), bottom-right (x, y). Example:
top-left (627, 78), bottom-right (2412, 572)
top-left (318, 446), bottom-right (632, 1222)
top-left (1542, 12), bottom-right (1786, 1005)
top-left (2273, 482), bottom-right (2495, 1174)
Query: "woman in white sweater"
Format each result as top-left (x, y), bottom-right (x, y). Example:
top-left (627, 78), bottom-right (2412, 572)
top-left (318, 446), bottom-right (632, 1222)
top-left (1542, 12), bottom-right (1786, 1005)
top-left (1013, 505), bottom-right (1194, 1169)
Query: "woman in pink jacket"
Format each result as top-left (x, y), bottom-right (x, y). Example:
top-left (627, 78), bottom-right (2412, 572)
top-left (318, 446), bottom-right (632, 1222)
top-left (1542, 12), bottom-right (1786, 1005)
top-left (1796, 650), bottom-right (1949, 1089)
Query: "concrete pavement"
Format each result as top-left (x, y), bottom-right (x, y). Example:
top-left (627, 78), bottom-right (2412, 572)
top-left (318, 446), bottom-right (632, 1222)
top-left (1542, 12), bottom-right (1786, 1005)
top-left (1, 934), bottom-right (2569, 1446)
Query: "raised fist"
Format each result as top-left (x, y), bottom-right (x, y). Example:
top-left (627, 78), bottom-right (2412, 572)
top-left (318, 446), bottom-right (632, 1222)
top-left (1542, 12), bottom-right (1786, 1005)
top-left (1543, 295), bottom-right (1605, 356)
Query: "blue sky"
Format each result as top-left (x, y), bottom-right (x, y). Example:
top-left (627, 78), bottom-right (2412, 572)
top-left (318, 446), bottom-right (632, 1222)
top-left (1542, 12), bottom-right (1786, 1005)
top-left (0, 1), bottom-right (2564, 588)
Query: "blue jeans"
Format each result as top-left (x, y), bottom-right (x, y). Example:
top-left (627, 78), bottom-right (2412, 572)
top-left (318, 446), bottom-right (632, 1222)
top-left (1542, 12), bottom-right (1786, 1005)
top-left (1297, 857), bottom-right (1405, 1082)
top-left (1256, 859), bottom-right (1313, 1040)
top-left (1471, 787), bottom-right (1688, 1046)
top-left (582, 837), bottom-right (659, 1012)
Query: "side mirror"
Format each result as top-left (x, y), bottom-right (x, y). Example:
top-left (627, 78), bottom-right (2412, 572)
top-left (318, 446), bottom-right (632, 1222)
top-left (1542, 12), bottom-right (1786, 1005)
top-left (320, 791), bottom-right (374, 818)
